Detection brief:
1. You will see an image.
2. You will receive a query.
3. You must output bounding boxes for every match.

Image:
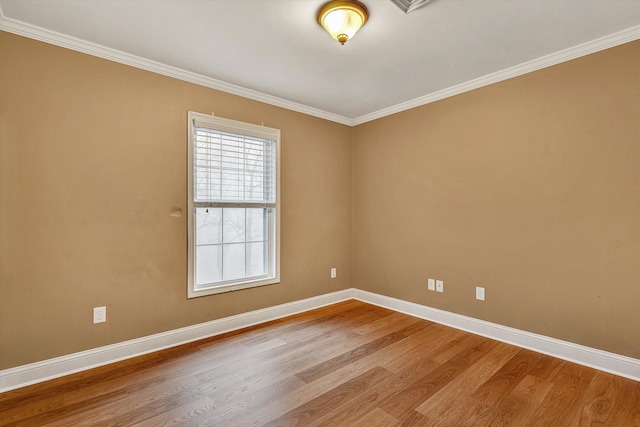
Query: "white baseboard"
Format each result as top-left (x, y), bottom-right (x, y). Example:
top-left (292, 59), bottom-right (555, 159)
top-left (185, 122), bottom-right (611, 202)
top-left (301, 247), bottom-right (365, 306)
top-left (0, 289), bottom-right (353, 393)
top-left (2, 288), bottom-right (638, 393)
top-left (352, 289), bottom-right (640, 382)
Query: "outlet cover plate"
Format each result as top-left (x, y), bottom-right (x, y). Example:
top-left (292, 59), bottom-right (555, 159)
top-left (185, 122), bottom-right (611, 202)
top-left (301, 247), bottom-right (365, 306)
top-left (428, 278), bottom-right (435, 291)
top-left (93, 306), bottom-right (106, 324)
top-left (436, 280), bottom-right (444, 293)
top-left (330, 268), bottom-right (337, 278)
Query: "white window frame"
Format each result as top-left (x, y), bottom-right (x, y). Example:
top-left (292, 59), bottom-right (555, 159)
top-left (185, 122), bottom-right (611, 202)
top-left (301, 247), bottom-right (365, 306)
top-left (187, 111), bottom-right (280, 298)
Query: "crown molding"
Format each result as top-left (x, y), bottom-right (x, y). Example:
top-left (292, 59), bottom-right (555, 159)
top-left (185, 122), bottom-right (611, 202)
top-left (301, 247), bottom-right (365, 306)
top-left (351, 25), bottom-right (640, 126)
top-left (1, 6), bottom-right (638, 127)
top-left (0, 8), bottom-right (353, 126)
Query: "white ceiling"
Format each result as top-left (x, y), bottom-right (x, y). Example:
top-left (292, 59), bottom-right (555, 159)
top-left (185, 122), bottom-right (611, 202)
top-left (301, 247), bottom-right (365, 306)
top-left (1, 0), bottom-right (639, 125)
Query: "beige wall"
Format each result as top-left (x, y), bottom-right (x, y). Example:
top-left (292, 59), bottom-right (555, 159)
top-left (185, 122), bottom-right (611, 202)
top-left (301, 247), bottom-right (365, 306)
top-left (1, 31), bottom-right (638, 370)
top-left (353, 41), bottom-right (640, 359)
top-left (0, 32), bottom-right (353, 369)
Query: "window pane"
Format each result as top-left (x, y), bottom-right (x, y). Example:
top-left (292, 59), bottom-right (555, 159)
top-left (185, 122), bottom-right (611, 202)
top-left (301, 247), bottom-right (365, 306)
top-left (223, 243), bottom-right (245, 281)
top-left (246, 208), bottom-right (265, 242)
top-left (195, 208), bottom-right (222, 245)
top-left (195, 245), bottom-right (222, 287)
top-left (246, 241), bottom-right (266, 277)
top-left (223, 208), bottom-right (245, 243)
top-left (189, 114), bottom-right (279, 296)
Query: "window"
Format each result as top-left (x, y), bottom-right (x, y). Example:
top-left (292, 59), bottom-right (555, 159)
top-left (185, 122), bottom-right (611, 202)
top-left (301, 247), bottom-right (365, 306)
top-left (187, 112), bottom-right (280, 297)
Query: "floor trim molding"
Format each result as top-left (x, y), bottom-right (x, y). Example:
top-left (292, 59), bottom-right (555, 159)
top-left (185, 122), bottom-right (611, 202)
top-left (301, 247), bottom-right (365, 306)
top-left (0, 290), bottom-right (353, 393)
top-left (2, 288), bottom-right (638, 392)
top-left (352, 289), bottom-right (640, 382)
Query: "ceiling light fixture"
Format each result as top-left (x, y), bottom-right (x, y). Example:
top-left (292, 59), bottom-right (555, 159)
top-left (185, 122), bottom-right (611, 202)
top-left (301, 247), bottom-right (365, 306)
top-left (317, 0), bottom-right (369, 45)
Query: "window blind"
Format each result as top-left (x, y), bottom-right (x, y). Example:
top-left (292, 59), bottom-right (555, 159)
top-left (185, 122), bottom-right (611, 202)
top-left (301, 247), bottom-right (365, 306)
top-left (193, 125), bottom-right (276, 206)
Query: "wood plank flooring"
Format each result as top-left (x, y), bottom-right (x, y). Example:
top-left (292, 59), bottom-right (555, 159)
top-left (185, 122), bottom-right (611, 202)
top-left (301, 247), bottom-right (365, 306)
top-left (1, 300), bottom-right (639, 426)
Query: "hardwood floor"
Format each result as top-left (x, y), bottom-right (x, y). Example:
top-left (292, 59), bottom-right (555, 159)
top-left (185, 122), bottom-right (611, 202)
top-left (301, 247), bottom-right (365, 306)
top-left (1, 300), bottom-right (639, 426)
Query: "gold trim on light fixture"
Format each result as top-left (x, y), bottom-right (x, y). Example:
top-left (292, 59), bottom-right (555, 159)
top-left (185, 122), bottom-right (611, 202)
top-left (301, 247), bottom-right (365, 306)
top-left (317, 0), bottom-right (369, 45)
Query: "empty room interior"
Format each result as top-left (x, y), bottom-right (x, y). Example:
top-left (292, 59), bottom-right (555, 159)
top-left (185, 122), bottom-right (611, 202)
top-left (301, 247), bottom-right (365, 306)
top-left (0, 0), bottom-right (639, 425)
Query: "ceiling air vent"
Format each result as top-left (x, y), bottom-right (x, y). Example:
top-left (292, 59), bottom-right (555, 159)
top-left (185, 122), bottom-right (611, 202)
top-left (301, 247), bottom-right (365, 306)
top-left (389, 0), bottom-right (432, 14)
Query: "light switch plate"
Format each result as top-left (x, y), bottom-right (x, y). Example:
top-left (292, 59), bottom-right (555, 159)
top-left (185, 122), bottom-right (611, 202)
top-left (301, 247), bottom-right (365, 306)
top-left (436, 280), bottom-right (444, 293)
top-left (476, 287), bottom-right (485, 301)
top-left (428, 278), bottom-right (435, 291)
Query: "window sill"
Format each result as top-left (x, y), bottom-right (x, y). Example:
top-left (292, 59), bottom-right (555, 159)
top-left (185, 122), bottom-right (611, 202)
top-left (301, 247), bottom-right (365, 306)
top-left (188, 276), bottom-right (280, 298)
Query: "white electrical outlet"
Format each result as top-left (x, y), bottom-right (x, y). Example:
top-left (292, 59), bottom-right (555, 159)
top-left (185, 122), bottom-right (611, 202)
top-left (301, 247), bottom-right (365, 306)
top-left (93, 306), bottom-right (106, 324)
top-left (436, 280), bottom-right (444, 293)
top-left (428, 278), bottom-right (435, 291)
top-left (476, 287), bottom-right (485, 301)
top-left (331, 268), bottom-right (337, 278)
